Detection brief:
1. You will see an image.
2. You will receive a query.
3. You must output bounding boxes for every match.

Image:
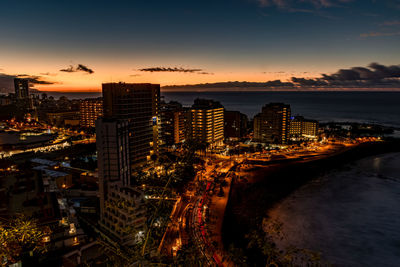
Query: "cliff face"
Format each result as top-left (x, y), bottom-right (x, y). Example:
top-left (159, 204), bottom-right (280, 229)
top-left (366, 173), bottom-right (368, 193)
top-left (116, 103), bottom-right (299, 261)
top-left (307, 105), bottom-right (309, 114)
top-left (222, 140), bottom-right (400, 265)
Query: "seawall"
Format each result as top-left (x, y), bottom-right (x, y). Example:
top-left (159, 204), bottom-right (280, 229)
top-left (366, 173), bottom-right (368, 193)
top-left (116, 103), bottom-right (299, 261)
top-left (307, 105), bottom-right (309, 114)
top-left (222, 140), bottom-right (400, 265)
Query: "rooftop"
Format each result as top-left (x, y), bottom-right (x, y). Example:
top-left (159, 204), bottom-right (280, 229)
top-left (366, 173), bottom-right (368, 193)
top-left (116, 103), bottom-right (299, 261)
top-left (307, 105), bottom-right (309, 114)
top-left (31, 158), bottom-right (58, 167)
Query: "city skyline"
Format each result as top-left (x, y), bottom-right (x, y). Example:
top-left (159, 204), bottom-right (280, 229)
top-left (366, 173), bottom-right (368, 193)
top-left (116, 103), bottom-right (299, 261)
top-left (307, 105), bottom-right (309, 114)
top-left (1, 1), bottom-right (400, 266)
top-left (0, 0), bottom-right (399, 91)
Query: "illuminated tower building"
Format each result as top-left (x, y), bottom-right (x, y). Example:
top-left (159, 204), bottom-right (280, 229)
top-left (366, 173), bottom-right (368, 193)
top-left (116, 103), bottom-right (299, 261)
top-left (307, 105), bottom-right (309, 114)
top-left (102, 83), bottom-right (160, 167)
top-left (254, 103), bottom-right (291, 144)
top-left (289, 116), bottom-right (319, 139)
top-left (173, 110), bottom-right (187, 144)
top-left (79, 98), bottom-right (103, 127)
top-left (190, 99), bottom-right (224, 147)
top-left (14, 78), bottom-right (29, 99)
top-left (302, 119), bottom-right (318, 137)
top-left (96, 118), bottom-right (146, 245)
top-left (160, 101), bottom-right (187, 146)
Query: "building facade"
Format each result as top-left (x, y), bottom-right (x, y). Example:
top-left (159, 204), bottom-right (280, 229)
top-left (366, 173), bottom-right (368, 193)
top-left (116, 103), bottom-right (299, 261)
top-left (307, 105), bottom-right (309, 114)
top-left (224, 110), bottom-right (248, 139)
top-left (173, 110), bottom-right (187, 144)
top-left (47, 111), bottom-right (80, 127)
top-left (160, 101), bottom-right (187, 146)
top-left (102, 83), bottom-right (160, 166)
top-left (96, 118), bottom-right (146, 245)
top-left (14, 78), bottom-right (29, 99)
top-left (190, 99), bottom-right (224, 147)
top-left (253, 103), bottom-right (291, 144)
top-left (79, 98), bottom-right (103, 127)
top-left (289, 116), bottom-right (319, 139)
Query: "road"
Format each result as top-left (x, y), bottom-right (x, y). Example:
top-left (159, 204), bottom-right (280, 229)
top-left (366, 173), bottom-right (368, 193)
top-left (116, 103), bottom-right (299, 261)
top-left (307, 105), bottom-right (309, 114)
top-left (159, 140), bottom-right (380, 265)
top-left (159, 158), bottom-right (233, 265)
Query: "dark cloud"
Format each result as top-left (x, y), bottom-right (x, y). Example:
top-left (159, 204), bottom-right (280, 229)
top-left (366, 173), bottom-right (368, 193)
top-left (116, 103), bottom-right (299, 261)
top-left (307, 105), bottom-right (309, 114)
top-left (163, 63), bottom-right (400, 90)
top-left (60, 66), bottom-right (75, 73)
top-left (60, 64), bottom-right (94, 74)
top-left (262, 71), bottom-right (286, 74)
top-left (139, 67), bottom-right (203, 73)
top-left (291, 62), bottom-right (400, 88)
top-left (368, 62), bottom-right (400, 79)
top-left (16, 74), bottom-right (56, 85)
top-left (197, 71), bottom-right (214, 75)
top-left (40, 72), bottom-right (58, 76)
top-left (291, 77), bottom-right (328, 86)
top-left (76, 64), bottom-right (94, 74)
top-left (163, 80), bottom-right (294, 90)
top-left (264, 80), bottom-right (294, 87)
top-left (0, 73), bottom-right (56, 92)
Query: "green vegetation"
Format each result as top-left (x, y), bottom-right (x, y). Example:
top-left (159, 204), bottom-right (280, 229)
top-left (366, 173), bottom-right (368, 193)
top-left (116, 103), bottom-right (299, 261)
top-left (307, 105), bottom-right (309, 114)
top-left (227, 219), bottom-right (325, 267)
top-left (0, 215), bottom-right (49, 266)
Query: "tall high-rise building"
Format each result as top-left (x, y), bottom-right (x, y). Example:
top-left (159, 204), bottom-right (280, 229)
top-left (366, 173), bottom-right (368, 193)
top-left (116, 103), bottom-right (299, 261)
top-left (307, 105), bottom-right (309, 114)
top-left (289, 116), bottom-right (319, 139)
top-left (96, 118), bottom-right (146, 245)
top-left (14, 78), bottom-right (29, 99)
top-left (190, 99), bottom-right (224, 147)
top-left (102, 83), bottom-right (160, 166)
top-left (80, 98), bottom-right (103, 127)
top-left (96, 118), bottom-right (131, 191)
top-left (173, 110), bottom-right (187, 144)
top-left (224, 110), bottom-right (248, 139)
top-left (160, 101), bottom-right (187, 146)
top-left (253, 103), bottom-right (291, 144)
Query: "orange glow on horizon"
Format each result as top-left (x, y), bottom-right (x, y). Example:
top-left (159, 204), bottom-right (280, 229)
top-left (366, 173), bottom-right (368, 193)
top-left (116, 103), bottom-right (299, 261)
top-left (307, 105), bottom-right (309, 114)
top-left (33, 71), bottom-right (314, 92)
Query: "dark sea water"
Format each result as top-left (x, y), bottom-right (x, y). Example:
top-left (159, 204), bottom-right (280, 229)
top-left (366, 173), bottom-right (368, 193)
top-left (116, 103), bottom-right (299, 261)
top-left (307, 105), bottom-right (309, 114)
top-left (268, 152), bottom-right (400, 267)
top-left (163, 91), bottom-right (400, 128)
top-left (48, 91), bottom-right (400, 128)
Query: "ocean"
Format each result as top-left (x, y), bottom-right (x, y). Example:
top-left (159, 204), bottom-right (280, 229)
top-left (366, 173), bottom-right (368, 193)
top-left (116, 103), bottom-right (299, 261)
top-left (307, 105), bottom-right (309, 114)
top-left (46, 91), bottom-right (400, 128)
top-left (268, 152), bottom-right (400, 267)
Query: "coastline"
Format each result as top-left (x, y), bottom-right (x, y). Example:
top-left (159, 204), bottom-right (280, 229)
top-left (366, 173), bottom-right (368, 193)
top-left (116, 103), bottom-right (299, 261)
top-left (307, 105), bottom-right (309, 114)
top-left (222, 140), bottom-right (400, 265)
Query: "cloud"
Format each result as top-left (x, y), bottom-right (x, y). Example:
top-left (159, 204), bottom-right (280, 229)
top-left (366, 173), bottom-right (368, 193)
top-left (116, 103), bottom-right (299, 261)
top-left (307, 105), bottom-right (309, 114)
top-left (76, 64), bottom-right (94, 74)
top-left (40, 72), bottom-right (58, 76)
top-left (138, 66), bottom-right (213, 75)
top-left (163, 80), bottom-right (295, 90)
top-left (163, 63), bottom-right (400, 90)
top-left (291, 77), bottom-right (328, 86)
top-left (60, 64), bottom-right (94, 74)
top-left (0, 73), bottom-right (56, 92)
top-left (258, 0), bottom-right (287, 8)
top-left (381, 20), bottom-right (400, 26)
top-left (293, 62), bottom-right (400, 87)
top-left (139, 67), bottom-right (203, 73)
top-left (129, 74), bottom-right (141, 77)
top-left (256, 0), bottom-right (352, 9)
top-left (262, 71), bottom-right (286, 74)
top-left (16, 74), bottom-right (56, 85)
top-left (197, 71), bottom-right (214, 75)
top-left (360, 31), bottom-right (400, 37)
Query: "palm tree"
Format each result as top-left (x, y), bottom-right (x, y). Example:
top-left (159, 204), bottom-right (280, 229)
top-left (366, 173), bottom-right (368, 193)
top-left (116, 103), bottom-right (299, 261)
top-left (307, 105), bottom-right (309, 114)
top-left (0, 215), bottom-right (49, 266)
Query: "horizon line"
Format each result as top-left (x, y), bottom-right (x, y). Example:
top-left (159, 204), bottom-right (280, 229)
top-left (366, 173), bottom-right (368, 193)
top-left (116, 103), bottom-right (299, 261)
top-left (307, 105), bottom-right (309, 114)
top-left (32, 88), bottom-right (400, 93)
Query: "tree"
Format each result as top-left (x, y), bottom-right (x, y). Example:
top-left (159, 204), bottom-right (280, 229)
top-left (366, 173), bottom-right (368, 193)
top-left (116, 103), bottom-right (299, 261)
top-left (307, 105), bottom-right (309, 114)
top-left (0, 215), bottom-right (49, 266)
top-left (174, 241), bottom-right (204, 266)
top-left (246, 219), bottom-right (323, 266)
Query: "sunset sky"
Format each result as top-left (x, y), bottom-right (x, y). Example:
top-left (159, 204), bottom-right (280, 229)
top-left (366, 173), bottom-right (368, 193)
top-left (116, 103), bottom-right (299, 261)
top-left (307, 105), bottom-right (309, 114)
top-left (0, 0), bottom-right (399, 91)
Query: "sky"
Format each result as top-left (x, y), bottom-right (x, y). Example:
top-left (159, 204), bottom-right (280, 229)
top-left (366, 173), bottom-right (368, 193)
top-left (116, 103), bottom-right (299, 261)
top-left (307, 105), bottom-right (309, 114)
top-left (0, 0), bottom-right (399, 91)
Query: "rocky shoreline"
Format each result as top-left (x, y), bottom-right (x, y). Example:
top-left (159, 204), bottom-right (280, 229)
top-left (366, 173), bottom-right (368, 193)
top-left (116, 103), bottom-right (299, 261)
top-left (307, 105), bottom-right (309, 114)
top-left (222, 140), bottom-right (400, 265)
